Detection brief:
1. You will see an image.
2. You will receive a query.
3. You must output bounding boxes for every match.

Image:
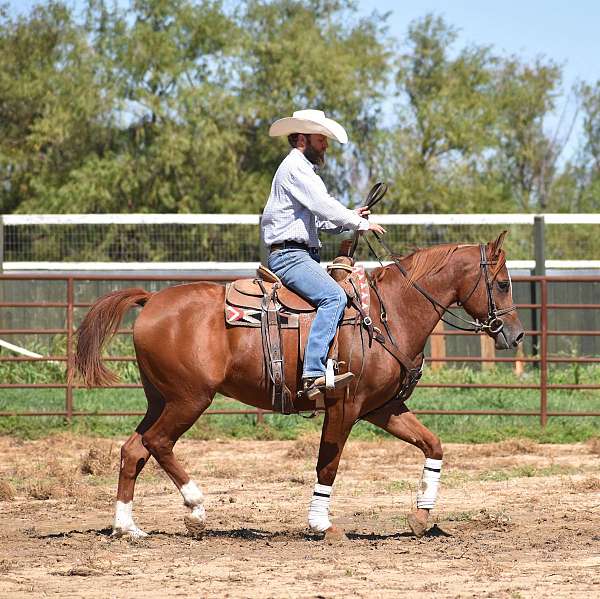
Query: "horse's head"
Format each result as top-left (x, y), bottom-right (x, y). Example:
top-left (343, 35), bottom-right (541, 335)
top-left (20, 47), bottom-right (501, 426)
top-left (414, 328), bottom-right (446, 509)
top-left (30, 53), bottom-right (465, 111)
top-left (457, 231), bottom-right (525, 350)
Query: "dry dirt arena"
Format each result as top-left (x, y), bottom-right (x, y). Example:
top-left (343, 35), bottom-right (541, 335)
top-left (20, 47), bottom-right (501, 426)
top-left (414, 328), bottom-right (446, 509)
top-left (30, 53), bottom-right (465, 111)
top-left (0, 434), bottom-right (599, 598)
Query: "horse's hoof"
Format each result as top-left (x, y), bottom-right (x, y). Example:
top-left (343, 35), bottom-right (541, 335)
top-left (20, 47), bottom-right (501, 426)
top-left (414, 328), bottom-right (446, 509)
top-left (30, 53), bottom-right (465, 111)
top-left (407, 513), bottom-right (428, 538)
top-left (184, 517), bottom-right (205, 538)
top-left (112, 526), bottom-right (148, 539)
top-left (324, 525), bottom-right (348, 544)
top-left (184, 508), bottom-right (206, 539)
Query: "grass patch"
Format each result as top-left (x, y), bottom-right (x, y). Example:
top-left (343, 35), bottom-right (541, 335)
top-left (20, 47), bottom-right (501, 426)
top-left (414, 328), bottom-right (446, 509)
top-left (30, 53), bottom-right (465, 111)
top-left (443, 464), bottom-right (581, 488)
top-left (477, 464), bottom-right (576, 481)
top-left (442, 510), bottom-right (478, 522)
top-left (0, 363), bottom-right (599, 442)
top-left (387, 480), bottom-right (414, 492)
top-left (0, 480), bottom-right (16, 501)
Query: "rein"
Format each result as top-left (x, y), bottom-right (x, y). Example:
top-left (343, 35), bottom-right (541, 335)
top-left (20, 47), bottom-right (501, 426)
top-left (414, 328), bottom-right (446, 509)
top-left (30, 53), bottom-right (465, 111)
top-left (347, 182), bottom-right (388, 257)
top-left (367, 232), bottom-right (516, 335)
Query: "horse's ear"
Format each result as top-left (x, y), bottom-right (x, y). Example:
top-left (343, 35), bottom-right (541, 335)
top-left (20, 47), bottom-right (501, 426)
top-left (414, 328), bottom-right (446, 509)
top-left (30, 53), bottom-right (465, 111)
top-left (489, 230), bottom-right (508, 258)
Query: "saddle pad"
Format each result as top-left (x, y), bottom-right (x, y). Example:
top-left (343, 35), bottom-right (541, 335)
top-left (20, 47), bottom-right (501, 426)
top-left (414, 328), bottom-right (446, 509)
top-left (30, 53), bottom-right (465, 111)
top-left (225, 289), bottom-right (300, 328)
top-left (352, 265), bottom-right (370, 313)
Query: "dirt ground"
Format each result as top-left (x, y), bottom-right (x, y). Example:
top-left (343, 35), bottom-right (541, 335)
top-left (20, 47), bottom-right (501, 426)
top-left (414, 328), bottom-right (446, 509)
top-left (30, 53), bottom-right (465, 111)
top-left (0, 434), bottom-right (599, 598)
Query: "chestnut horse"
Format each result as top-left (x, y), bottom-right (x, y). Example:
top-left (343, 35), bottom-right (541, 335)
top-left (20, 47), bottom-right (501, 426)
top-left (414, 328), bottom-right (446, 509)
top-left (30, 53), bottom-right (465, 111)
top-left (74, 232), bottom-right (524, 539)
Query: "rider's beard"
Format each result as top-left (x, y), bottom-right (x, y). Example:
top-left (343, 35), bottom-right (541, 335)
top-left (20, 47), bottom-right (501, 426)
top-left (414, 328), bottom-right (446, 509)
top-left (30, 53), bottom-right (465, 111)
top-left (304, 138), bottom-right (325, 167)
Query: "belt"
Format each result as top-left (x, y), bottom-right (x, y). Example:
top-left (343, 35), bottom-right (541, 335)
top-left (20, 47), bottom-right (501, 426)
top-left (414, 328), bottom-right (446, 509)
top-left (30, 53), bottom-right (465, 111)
top-left (269, 240), bottom-right (313, 253)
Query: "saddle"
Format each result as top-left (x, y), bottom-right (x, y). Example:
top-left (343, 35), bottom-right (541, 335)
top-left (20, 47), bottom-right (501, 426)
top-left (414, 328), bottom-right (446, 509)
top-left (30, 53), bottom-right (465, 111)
top-left (227, 277), bottom-right (314, 316)
top-left (224, 259), bottom-right (372, 414)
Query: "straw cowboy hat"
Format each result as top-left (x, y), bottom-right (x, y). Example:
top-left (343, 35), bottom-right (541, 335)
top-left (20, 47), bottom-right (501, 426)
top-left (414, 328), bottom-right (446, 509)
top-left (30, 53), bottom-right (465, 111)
top-left (269, 109), bottom-right (348, 144)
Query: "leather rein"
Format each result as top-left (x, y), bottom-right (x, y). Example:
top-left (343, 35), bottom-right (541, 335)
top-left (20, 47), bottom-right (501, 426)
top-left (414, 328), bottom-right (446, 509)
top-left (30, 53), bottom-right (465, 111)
top-left (341, 182), bottom-right (517, 412)
top-left (365, 232), bottom-right (516, 336)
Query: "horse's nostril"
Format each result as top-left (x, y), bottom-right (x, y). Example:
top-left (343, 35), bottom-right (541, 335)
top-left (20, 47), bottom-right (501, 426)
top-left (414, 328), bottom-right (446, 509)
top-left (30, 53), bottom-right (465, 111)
top-left (513, 331), bottom-right (524, 347)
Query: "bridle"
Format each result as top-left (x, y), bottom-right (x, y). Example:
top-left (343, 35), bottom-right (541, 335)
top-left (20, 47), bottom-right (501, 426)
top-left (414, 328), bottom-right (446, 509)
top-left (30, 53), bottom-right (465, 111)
top-left (367, 234), bottom-right (516, 336)
top-left (454, 244), bottom-right (517, 334)
top-left (350, 182), bottom-right (516, 337)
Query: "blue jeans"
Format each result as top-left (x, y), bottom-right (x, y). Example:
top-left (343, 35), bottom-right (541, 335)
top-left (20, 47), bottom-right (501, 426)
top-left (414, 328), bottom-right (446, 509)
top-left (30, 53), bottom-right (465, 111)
top-left (268, 248), bottom-right (347, 378)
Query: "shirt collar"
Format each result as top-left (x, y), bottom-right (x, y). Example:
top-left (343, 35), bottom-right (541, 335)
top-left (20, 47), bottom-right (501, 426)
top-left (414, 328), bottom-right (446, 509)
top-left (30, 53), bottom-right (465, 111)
top-left (291, 148), bottom-right (319, 172)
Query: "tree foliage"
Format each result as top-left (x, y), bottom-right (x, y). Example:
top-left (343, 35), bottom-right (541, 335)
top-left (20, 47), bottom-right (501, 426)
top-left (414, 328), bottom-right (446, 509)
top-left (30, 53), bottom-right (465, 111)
top-left (0, 2), bottom-right (598, 215)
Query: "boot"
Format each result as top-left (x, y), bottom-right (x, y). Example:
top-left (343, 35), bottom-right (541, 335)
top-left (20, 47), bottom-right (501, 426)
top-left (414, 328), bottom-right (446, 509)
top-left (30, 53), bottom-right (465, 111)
top-left (302, 372), bottom-right (354, 400)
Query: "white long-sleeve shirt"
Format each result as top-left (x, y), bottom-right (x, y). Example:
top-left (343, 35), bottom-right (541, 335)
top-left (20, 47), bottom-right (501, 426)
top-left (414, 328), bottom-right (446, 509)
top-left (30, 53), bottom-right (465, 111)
top-left (261, 148), bottom-right (369, 248)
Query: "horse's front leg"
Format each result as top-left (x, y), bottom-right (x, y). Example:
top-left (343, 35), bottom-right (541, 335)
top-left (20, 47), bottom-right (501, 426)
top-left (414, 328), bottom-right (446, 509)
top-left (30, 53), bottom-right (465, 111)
top-left (309, 398), bottom-right (357, 537)
top-left (363, 400), bottom-right (443, 537)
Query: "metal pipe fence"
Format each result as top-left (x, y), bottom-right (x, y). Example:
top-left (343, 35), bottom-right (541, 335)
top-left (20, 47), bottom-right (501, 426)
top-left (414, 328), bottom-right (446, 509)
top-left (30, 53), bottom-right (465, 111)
top-left (1, 273), bottom-right (599, 426)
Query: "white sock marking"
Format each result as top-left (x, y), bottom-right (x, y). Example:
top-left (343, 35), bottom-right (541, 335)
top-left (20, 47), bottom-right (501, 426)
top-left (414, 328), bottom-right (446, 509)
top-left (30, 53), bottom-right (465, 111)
top-left (113, 500), bottom-right (147, 538)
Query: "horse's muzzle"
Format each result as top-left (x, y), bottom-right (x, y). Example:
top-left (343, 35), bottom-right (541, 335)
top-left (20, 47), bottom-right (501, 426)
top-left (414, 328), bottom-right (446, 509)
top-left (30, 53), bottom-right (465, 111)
top-left (494, 323), bottom-right (525, 350)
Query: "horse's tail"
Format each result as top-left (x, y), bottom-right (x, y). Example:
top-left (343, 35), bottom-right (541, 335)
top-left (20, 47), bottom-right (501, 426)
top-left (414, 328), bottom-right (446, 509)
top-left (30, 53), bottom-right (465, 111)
top-left (72, 288), bottom-right (153, 388)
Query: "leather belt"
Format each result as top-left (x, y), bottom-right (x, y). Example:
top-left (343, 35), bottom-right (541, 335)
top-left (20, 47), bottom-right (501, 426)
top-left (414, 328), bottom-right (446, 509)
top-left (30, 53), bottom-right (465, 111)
top-left (269, 240), bottom-right (311, 253)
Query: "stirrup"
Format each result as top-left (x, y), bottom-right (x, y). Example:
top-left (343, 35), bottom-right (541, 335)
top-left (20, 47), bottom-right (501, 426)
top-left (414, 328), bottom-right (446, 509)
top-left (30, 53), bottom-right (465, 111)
top-left (302, 372), bottom-right (354, 400)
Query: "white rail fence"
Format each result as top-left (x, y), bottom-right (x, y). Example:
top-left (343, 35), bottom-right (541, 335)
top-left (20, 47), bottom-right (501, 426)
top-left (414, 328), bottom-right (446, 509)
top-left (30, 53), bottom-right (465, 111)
top-left (1, 213), bottom-right (599, 271)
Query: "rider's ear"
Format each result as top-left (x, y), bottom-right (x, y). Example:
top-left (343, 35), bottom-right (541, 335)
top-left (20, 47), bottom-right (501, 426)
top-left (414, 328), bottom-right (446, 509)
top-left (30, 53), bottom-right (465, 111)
top-left (489, 230), bottom-right (508, 259)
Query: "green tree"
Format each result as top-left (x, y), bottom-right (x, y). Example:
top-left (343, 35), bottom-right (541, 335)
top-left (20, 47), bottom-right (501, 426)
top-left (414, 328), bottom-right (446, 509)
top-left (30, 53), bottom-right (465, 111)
top-left (490, 56), bottom-right (562, 211)
top-left (1, 0), bottom-right (392, 215)
top-left (0, 1), bottom-right (109, 213)
top-left (233, 0), bottom-right (392, 207)
top-left (548, 83), bottom-right (600, 213)
top-left (378, 14), bottom-right (501, 213)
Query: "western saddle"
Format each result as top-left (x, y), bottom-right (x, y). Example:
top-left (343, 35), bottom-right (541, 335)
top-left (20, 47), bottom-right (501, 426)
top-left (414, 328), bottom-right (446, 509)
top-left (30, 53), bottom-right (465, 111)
top-left (225, 257), bottom-right (373, 414)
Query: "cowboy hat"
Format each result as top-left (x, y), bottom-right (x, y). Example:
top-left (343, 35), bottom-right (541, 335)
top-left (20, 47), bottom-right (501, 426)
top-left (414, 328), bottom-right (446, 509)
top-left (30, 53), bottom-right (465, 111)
top-left (269, 109), bottom-right (348, 144)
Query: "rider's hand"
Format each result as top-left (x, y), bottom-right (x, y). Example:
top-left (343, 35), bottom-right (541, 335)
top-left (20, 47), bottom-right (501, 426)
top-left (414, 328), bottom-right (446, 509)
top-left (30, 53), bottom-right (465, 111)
top-left (356, 205), bottom-right (385, 234)
top-left (368, 222), bottom-right (386, 235)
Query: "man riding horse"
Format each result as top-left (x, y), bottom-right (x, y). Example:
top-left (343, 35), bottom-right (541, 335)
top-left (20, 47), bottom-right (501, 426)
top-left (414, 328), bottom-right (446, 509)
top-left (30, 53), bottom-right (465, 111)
top-left (261, 109), bottom-right (386, 398)
top-left (73, 110), bottom-right (524, 541)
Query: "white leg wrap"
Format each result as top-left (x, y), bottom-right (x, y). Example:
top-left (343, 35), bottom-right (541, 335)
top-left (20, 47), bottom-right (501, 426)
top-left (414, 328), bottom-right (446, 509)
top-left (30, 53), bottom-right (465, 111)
top-left (416, 458), bottom-right (443, 510)
top-left (180, 480), bottom-right (204, 508)
top-left (308, 483), bottom-right (332, 532)
top-left (181, 480), bottom-right (206, 532)
top-left (113, 500), bottom-right (148, 538)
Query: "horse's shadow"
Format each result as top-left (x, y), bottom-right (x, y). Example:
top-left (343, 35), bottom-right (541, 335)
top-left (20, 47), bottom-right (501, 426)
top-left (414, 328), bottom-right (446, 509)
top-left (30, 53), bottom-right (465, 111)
top-left (34, 524), bottom-right (451, 541)
top-left (346, 524), bottom-right (451, 541)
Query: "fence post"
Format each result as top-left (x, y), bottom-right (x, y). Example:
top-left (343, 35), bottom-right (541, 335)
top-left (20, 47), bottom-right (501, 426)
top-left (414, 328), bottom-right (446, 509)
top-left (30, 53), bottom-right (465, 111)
top-left (514, 344), bottom-right (525, 377)
top-left (531, 216), bottom-right (545, 360)
top-left (0, 215), bottom-right (4, 273)
top-left (66, 277), bottom-right (74, 420)
top-left (540, 278), bottom-right (548, 427)
top-left (430, 321), bottom-right (446, 370)
top-left (480, 334), bottom-right (496, 370)
top-left (0, 218), bottom-right (4, 334)
top-left (534, 216), bottom-right (546, 277)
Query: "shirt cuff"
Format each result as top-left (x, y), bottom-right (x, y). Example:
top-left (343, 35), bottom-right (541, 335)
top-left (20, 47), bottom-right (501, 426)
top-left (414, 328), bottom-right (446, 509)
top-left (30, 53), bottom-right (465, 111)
top-left (357, 218), bottom-right (369, 231)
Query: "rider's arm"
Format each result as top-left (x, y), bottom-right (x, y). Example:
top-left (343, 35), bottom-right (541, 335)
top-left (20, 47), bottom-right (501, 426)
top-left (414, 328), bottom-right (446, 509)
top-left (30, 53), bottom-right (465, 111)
top-left (283, 161), bottom-right (369, 232)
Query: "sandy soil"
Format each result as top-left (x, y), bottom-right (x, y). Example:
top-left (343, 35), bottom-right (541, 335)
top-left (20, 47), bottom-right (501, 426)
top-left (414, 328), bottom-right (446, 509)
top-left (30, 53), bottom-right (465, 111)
top-left (0, 434), bottom-right (599, 598)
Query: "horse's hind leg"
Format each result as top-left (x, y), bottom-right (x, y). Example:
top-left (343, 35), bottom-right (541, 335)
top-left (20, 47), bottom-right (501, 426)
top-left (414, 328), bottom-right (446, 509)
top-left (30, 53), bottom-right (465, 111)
top-left (113, 372), bottom-right (164, 538)
top-left (363, 401), bottom-right (443, 538)
top-left (140, 389), bottom-right (213, 537)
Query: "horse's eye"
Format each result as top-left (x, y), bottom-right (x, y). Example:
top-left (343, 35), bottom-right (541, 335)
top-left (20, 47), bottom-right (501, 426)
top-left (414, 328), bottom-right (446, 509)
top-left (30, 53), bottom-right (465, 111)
top-left (497, 281), bottom-right (510, 292)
